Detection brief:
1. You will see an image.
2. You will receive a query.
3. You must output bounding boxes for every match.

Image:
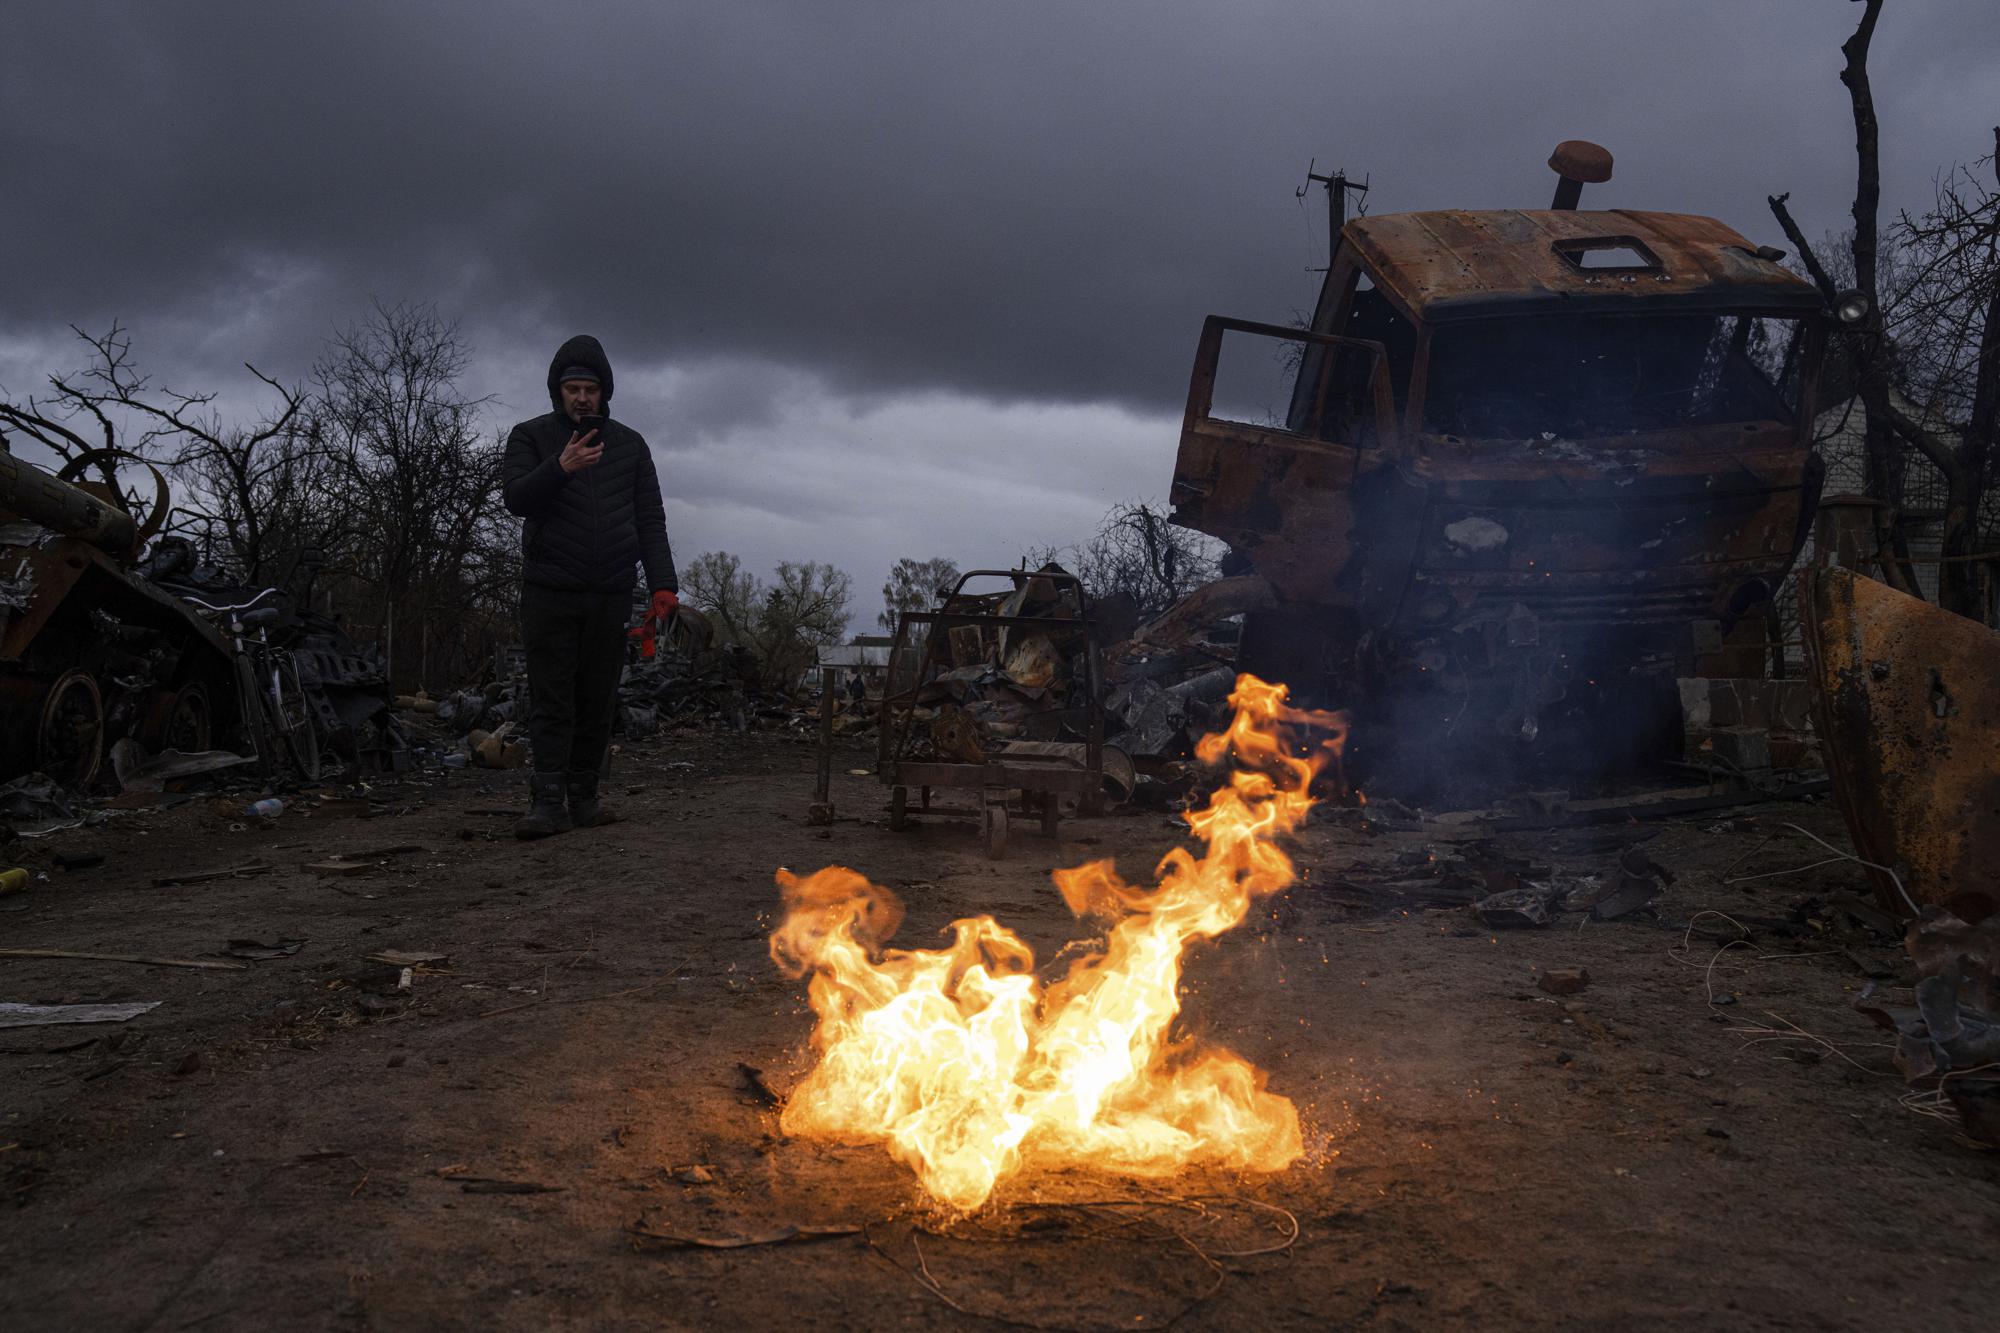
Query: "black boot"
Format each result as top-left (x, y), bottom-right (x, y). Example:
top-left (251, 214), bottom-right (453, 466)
top-left (515, 771), bottom-right (573, 839)
top-left (568, 770), bottom-right (618, 828)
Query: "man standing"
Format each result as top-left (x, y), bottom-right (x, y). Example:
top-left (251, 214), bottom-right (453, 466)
top-left (502, 334), bottom-right (678, 838)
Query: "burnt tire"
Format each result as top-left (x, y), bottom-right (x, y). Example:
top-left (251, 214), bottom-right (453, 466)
top-left (35, 669), bottom-right (105, 790)
top-left (145, 681), bottom-right (214, 754)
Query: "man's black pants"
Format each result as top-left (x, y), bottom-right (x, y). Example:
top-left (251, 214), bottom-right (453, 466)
top-left (520, 584), bottom-right (629, 777)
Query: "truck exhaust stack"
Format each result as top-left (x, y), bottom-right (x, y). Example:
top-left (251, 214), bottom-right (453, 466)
top-left (1548, 139), bottom-right (1614, 210)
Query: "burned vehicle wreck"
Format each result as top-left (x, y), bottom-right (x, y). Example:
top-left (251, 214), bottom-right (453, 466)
top-left (0, 449), bottom-right (234, 789)
top-left (1170, 144), bottom-right (1827, 793)
top-left (1, 448), bottom-right (404, 790)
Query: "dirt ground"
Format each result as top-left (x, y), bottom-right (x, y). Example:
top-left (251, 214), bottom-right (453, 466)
top-left (3, 729), bottom-right (1997, 1331)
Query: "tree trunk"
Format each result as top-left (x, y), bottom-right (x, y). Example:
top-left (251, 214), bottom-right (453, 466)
top-left (1838, 0), bottom-right (1928, 596)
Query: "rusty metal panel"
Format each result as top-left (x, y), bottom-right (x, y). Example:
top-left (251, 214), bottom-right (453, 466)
top-left (1177, 426), bottom-right (1812, 637)
top-left (1393, 427), bottom-right (1815, 622)
top-left (1, 537), bottom-right (233, 665)
top-left (1343, 210), bottom-right (1822, 321)
top-left (1170, 316), bottom-right (1403, 606)
top-left (1172, 419), bottom-right (1375, 606)
top-left (1802, 566), bottom-right (2000, 919)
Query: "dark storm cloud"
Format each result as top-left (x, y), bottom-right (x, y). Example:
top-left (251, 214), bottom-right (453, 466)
top-left (8, 0), bottom-right (1998, 418)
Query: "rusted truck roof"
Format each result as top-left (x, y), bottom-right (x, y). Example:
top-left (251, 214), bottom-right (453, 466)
top-left (1344, 209), bottom-right (1824, 321)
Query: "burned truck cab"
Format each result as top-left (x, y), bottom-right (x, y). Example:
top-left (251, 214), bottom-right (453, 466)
top-left (1170, 158), bottom-right (1826, 788)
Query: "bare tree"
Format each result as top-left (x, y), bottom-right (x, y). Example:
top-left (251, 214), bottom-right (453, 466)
top-left (1768, 0), bottom-right (1919, 593)
top-left (0, 323), bottom-right (318, 581)
top-left (1892, 138), bottom-right (2000, 617)
top-left (0, 325), bottom-right (143, 480)
top-left (3, 309), bottom-right (537, 686)
top-left (1072, 500), bottom-right (1221, 616)
top-left (312, 301), bottom-right (512, 683)
top-left (1769, 0), bottom-right (1998, 618)
top-left (879, 556), bottom-right (961, 637)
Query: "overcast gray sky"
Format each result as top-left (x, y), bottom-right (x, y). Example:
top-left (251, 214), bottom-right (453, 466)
top-left (5, 0), bottom-right (1996, 623)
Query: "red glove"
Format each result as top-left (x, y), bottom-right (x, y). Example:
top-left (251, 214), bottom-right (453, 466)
top-left (649, 589), bottom-right (679, 620)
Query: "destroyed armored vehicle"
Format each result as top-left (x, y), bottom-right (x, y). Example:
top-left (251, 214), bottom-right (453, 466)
top-left (1170, 142), bottom-right (1827, 790)
top-left (1, 448), bottom-right (404, 789)
top-left (0, 449), bottom-right (236, 788)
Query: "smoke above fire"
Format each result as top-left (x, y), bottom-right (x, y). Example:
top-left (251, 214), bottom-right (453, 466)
top-left (768, 674), bottom-right (1336, 1211)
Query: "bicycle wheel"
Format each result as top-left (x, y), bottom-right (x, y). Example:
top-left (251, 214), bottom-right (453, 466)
top-left (233, 655), bottom-right (278, 780)
top-left (273, 659), bottom-right (323, 782)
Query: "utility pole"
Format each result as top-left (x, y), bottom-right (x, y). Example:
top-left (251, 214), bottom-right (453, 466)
top-left (1297, 160), bottom-right (1369, 269)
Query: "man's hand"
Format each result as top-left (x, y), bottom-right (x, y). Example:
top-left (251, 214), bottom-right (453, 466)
top-left (648, 589), bottom-right (679, 621)
top-left (558, 428), bottom-right (604, 475)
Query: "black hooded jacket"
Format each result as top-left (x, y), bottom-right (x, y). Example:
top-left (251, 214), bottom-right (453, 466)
top-left (501, 335), bottom-right (678, 594)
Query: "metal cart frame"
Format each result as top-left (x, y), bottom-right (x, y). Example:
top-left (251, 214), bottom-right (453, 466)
top-left (876, 569), bottom-right (1104, 858)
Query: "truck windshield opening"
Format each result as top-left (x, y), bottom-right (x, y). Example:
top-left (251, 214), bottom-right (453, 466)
top-left (1422, 312), bottom-right (1805, 439)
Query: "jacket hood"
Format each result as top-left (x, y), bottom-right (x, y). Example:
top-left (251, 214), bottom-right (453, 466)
top-left (546, 334), bottom-right (615, 413)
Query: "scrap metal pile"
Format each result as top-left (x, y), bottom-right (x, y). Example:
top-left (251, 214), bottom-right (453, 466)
top-left (878, 567), bottom-right (1280, 808)
top-left (610, 611), bottom-right (778, 739)
top-left (1099, 574), bottom-right (1280, 764)
top-left (408, 606), bottom-right (813, 768)
top-left (891, 569), bottom-right (1098, 765)
top-left (1861, 909), bottom-right (2000, 1147)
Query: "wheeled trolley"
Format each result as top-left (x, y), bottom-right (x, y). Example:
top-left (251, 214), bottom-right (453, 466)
top-left (875, 569), bottom-right (1104, 859)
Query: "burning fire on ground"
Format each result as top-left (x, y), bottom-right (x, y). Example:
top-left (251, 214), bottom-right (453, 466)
top-left (768, 674), bottom-right (1341, 1212)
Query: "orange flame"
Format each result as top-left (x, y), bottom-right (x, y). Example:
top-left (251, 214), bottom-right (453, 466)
top-left (768, 674), bottom-right (1333, 1211)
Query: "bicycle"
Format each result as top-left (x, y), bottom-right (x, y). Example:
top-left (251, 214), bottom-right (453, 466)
top-left (178, 588), bottom-right (325, 783)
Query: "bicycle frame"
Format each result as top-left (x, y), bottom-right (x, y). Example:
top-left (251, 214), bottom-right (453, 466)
top-left (179, 588), bottom-right (319, 782)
